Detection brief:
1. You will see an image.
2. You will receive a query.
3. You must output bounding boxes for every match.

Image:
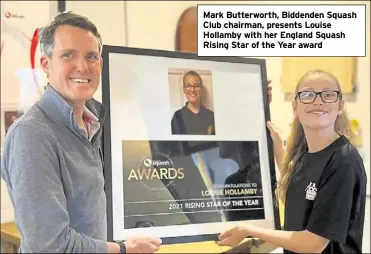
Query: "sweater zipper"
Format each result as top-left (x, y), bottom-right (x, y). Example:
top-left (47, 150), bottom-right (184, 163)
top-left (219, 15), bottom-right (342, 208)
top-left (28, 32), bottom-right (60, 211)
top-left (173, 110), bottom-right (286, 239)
top-left (72, 122), bottom-right (96, 155)
top-left (70, 111), bottom-right (103, 157)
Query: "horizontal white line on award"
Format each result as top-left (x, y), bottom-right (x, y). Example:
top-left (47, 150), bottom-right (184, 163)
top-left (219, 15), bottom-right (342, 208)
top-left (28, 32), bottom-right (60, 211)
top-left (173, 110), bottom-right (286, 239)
top-left (124, 207), bottom-right (264, 217)
top-left (125, 196), bottom-right (264, 204)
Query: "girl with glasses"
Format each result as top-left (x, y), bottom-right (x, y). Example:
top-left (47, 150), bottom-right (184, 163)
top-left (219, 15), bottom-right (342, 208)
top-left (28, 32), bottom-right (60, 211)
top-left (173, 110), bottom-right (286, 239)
top-left (217, 69), bottom-right (367, 254)
top-left (171, 70), bottom-right (216, 135)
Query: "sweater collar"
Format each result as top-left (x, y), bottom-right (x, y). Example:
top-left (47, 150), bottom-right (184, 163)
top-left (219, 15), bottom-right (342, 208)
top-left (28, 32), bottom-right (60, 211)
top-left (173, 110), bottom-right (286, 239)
top-left (36, 84), bottom-right (106, 135)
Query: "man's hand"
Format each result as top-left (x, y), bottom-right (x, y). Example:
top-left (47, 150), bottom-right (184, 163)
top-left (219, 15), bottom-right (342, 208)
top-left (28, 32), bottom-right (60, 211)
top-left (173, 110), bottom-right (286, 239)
top-left (124, 236), bottom-right (162, 253)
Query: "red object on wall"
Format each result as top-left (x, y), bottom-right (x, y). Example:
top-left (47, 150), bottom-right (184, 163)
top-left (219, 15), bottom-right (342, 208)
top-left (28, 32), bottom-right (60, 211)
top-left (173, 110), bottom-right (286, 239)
top-left (30, 28), bottom-right (41, 95)
top-left (1, 27), bottom-right (42, 96)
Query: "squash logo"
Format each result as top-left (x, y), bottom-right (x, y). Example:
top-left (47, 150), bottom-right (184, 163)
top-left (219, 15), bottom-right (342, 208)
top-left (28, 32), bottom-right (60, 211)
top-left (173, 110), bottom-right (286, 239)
top-left (4, 11), bottom-right (24, 19)
top-left (127, 153), bottom-right (184, 191)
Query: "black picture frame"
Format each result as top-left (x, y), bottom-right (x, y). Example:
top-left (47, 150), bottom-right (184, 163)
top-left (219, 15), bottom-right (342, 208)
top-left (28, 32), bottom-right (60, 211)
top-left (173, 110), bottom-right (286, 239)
top-left (101, 45), bottom-right (280, 244)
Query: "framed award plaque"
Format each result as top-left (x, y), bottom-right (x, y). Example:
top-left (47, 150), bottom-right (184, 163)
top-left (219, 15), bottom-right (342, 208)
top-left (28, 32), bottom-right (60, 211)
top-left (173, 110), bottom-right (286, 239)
top-left (101, 45), bottom-right (280, 244)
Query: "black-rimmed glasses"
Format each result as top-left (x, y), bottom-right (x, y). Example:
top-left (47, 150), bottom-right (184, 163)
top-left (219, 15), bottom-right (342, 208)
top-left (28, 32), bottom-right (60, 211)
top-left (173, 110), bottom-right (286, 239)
top-left (184, 84), bottom-right (202, 91)
top-left (295, 90), bottom-right (342, 104)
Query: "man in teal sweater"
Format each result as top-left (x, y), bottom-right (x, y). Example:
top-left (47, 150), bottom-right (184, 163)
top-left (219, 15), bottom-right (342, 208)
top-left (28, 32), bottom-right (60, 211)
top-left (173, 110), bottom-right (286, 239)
top-left (1, 11), bottom-right (161, 253)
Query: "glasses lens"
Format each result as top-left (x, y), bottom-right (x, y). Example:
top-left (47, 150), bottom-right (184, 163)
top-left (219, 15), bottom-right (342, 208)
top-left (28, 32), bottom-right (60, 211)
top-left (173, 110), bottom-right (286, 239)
top-left (185, 84), bottom-right (201, 90)
top-left (299, 91), bottom-right (315, 103)
top-left (321, 91), bottom-right (338, 103)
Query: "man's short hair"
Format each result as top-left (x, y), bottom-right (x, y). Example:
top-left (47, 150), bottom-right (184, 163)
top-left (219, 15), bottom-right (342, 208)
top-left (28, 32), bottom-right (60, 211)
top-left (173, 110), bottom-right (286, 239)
top-left (39, 11), bottom-right (103, 57)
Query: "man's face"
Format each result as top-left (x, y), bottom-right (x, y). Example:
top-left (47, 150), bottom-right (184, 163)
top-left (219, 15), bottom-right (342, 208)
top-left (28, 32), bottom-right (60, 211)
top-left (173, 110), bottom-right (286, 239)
top-left (40, 25), bottom-right (103, 105)
top-left (183, 74), bottom-right (202, 104)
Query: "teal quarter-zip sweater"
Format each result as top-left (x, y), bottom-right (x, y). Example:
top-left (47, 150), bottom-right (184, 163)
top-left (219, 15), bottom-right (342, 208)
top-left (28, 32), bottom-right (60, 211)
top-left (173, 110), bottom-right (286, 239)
top-left (1, 85), bottom-right (108, 253)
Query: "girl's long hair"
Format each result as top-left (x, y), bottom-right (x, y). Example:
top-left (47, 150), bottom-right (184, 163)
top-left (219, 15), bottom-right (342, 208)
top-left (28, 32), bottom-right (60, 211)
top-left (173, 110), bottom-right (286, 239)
top-left (276, 69), bottom-right (355, 202)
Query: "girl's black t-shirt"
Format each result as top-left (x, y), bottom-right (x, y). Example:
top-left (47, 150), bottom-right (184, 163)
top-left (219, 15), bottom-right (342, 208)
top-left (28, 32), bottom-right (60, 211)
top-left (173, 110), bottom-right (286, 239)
top-left (283, 135), bottom-right (367, 254)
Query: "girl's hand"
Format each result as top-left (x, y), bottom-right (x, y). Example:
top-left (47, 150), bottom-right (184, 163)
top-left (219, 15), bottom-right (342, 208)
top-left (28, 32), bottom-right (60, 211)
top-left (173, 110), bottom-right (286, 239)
top-left (266, 121), bottom-right (285, 171)
top-left (268, 81), bottom-right (272, 103)
top-left (217, 225), bottom-right (249, 247)
top-left (266, 121), bottom-right (283, 145)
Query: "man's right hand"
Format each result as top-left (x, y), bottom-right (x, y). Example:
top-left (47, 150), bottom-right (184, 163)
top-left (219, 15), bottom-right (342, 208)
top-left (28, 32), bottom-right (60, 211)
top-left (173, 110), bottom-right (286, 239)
top-left (124, 236), bottom-right (162, 253)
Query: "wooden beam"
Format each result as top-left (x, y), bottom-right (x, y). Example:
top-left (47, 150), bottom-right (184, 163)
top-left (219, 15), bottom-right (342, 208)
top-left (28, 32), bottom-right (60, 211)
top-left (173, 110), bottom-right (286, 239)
top-left (58, 1), bottom-right (66, 13)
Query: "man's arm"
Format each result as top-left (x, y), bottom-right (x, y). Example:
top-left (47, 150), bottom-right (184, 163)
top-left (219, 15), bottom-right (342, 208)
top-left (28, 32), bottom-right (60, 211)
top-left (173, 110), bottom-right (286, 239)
top-left (2, 125), bottom-right (162, 253)
top-left (3, 125), bottom-right (108, 253)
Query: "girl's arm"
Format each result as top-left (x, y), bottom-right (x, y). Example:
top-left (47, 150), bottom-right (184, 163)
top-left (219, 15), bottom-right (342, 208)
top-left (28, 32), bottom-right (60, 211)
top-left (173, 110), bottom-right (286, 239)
top-left (218, 225), bottom-right (329, 254)
top-left (248, 225), bottom-right (328, 253)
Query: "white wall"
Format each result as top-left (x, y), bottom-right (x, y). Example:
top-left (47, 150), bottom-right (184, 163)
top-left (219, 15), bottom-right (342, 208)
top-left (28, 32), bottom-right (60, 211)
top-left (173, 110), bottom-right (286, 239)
top-left (1, 1), bottom-right (54, 147)
top-left (65, 1), bottom-right (127, 47)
